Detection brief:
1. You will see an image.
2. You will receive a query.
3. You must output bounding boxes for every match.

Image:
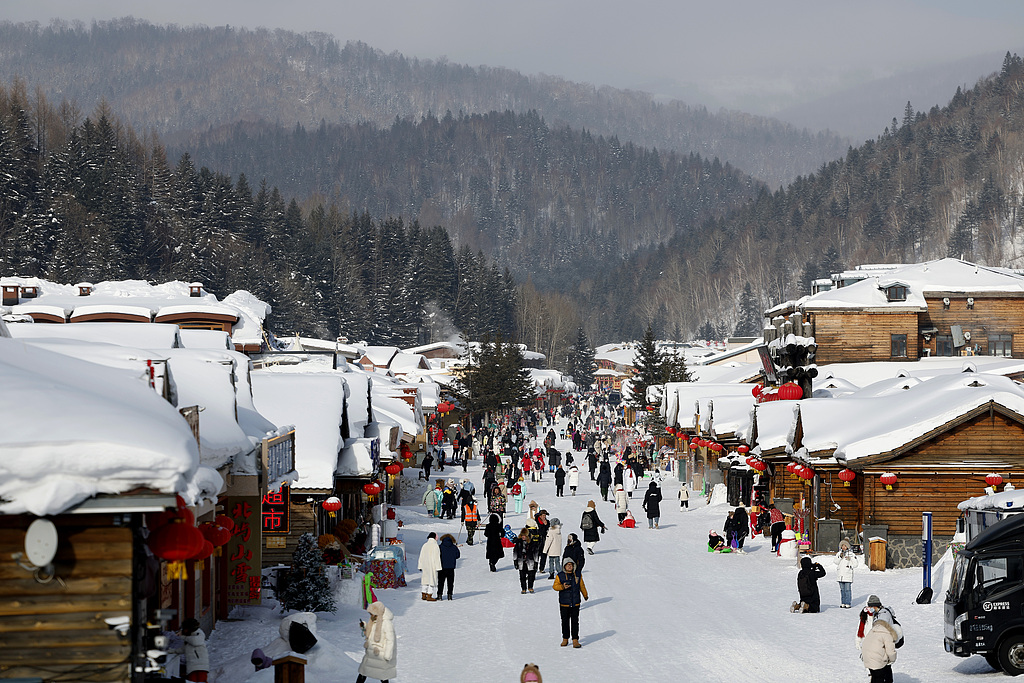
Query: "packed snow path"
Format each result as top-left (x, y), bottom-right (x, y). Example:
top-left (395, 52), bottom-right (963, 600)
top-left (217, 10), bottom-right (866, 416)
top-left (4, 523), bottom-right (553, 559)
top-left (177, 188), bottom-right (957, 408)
top-left (209, 420), bottom-right (996, 682)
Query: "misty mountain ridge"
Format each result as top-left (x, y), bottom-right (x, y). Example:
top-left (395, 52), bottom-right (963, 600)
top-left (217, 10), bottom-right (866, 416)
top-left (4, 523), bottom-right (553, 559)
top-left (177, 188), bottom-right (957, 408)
top-left (0, 17), bottom-right (847, 188)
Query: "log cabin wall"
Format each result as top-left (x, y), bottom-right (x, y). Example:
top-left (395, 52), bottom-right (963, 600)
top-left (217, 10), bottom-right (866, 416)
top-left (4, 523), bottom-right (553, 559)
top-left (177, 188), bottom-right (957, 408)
top-left (920, 295), bottom-right (1024, 358)
top-left (807, 311), bottom-right (919, 363)
top-left (817, 469), bottom-right (862, 535)
top-left (0, 514), bottom-right (133, 682)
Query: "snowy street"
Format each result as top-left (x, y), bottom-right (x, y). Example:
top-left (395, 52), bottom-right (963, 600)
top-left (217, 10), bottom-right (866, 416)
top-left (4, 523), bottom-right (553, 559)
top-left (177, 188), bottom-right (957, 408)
top-left (208, 424), bottom-right (994, 683)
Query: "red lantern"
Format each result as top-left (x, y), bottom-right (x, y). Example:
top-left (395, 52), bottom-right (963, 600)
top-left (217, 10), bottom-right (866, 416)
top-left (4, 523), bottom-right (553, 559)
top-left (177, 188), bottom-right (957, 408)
top-left (666, 426), bottom-right (675, 435)
top-left (322, 496), bottom-right (342, 518)
top-left (986, 473), bottom-right (1004, 488)
top-left (752, 384), bottom-right (762, 397)
top-left (800, 467), bottom-right (815, 481)
top-left (880, 472), bottom-right (898, 490)
top-left (192, 539), bottom-right (215, 571)
top-left (363, 482), bottom-right (382, 496)
top-left (385, 462), bottom-right (403, 476)
top-left (778, 382), bottom-right (803, 400)
top-left (838, 469), bottom-right (856, 487)
top-left (751, 459), bottom-right (767, 473)
top-left (712, 443), bottom-right (724, 453)
top-left (786, 462), bottom-right (798, 476)
top-left (215, 514), bottom-right (235, 534)
top-left (792, 464), bottom-right (805, 479)
top-left (737, 445), bottom-right (749, 454)
top-left (200, 521), bottom-right (232, 549)
top-left (149, 518), bottom-right (204, 579)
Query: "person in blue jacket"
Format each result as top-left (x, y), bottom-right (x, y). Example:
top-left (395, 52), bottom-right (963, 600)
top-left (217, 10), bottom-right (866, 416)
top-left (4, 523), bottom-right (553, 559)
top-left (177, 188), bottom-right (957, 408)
top-left (553, 557), bottom-right (588, 648)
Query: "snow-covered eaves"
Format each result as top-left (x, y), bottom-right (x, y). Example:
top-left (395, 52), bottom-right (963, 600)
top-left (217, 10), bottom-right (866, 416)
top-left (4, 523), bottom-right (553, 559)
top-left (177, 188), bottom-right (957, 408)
top-left (7, 320), bottom-right (183, 348)
top-left (250, 371), bottom-right (348, 491)
top-left (0, 338), bottom-right (202, 516)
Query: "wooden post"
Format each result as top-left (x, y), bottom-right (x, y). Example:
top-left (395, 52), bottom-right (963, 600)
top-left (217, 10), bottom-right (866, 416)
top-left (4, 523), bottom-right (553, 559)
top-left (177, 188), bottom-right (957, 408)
top-left (273, 654), bottom-right (307, 683)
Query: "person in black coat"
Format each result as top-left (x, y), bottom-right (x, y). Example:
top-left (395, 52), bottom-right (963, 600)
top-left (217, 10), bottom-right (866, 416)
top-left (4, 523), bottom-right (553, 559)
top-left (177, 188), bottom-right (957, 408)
top-left (641, 482), bottom-right (663, 529)
top-left (580, 502), bottom-right (607, 555)
top-left (562, 533), bottom-right (586, 574)
top-left (437, 533), bottom-right (460, 600)
top-left (586, 448), bottom-right (598, 480)
top-left (421, 452), bottom-right (434, 481)
top-left (733, 507), bottom-right (750, 549)
top-left (513, 527), bottom-right (542, 593)
top-left (554, 466), bottom-right (566, 497)
top-left (596, 462), bottom-right (612, 501)
top-left (483, 514), bottom-right (505, 572)
top-left (613, 462), bottom-right (625, 487)
top-left (794, 556), bottom-right (827, 613)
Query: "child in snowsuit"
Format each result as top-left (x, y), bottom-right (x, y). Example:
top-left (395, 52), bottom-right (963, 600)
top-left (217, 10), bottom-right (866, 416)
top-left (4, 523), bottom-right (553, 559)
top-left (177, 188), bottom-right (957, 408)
top-left (511, 478), bottom-right (526, 514)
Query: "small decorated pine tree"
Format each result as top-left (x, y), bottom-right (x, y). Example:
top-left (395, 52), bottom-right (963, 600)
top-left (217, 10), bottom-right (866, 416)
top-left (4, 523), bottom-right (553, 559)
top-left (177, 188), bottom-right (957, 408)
top-left (278, 532), bottom-right (336, 613)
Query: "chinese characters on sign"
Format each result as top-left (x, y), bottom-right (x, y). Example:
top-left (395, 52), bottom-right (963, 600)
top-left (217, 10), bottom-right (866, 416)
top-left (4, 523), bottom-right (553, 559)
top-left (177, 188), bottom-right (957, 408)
top-left (225, 496), bottom-right (263, 607)
top-left (261, 485), bottom-right (290, 534)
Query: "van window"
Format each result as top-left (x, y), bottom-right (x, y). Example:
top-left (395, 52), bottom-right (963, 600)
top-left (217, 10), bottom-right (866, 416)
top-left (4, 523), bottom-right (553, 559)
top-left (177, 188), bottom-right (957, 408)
top-left (969, 556), bottom-right (1024, 605)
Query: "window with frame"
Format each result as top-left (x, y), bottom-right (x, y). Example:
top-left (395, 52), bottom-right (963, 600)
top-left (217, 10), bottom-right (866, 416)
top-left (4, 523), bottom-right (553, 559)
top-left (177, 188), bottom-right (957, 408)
top-left (990, 333), bottom-right (1013, 357)
top-left (885, 285), bottom-right (908, 302)
top-left (936, 334), bottom-right (956, 356)
top-left (890, 334), bottom-right (908, 357)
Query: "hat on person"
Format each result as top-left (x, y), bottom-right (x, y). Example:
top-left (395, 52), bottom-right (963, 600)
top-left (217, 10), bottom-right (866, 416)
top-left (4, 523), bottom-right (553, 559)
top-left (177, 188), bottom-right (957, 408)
top-left (867, 595), bottom-right (882, 607)
top-left (562, 557), bottom-right (576, 569)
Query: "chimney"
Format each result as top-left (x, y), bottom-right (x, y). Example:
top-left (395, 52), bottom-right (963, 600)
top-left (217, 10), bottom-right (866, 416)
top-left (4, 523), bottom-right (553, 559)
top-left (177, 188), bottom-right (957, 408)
top-left (1, 282), bottom-right (18, 306)
top-left (189, 282), bottom-right (203, 298)
top-left (76, 282), bottom-right (93, 296)
top-left (20, 285), bottom-right (38, 299)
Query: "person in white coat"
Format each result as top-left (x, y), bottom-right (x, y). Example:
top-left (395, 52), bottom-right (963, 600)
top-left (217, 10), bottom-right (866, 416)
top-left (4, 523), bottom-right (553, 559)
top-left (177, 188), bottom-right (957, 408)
top-left (860, 617), bottom-right (897, 683)
top-left (180, 618), bottom-right (209, 682)
top-left (417, 532), bottom-right (442, 602)
top-left (678, 486), bottom-right (690, 510)
top-left (357, 601), bottom-right (397, 682)
top-left (567, 466), bottom-right (580, 496)
top-left (624, 467), bottom-right (636, 498)
top-left (614, 484), bottom-right (629, 523)
top-left (834, 539), bottom-right (858, 608)
top-left (543, 518), bottom-right (564, 579)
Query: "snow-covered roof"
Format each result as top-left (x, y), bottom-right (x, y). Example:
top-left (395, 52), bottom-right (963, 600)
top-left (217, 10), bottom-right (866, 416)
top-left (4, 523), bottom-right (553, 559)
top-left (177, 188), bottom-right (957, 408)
top-left (179, 329), bottom-right (233, 350)
top-left (756, 373), bottom-right (1024, 464)
top-left (595, 348), bottom-right (637, 367)
top-left (959, 486), bottom-right (1024, 512)
top-left (361, 345), bottom-right (400, 366)
top-left (68, 303), bottom-right (155, 321)
top-left (250, 372), bottom-right (348, 490)
top-left (164, 352), bottom-right (258, 470)
top-left (405, 340), bottom-right (465, 356)
top-left (797, 259), bottom-right (1024, 312)
top-left (815, 357), bottom-right (1024, 389)
top-left (688, 363), bottom-right (762, 384)
top-left (388, 351), bottom-right (430, 374)
top-left (664, 382), bottom-right (756, 430)
top-left (7, 321), bottom-right (183, 348)
top-left (0, 338), bottom-right (204, 515)
top-left (702, 395), bottom-right (757, 440)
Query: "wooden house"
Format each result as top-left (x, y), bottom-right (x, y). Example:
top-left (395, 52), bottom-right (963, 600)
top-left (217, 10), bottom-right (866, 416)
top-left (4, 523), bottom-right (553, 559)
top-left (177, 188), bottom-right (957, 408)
top-left (765, 259), bottom-right (1024, 364)
top-left (754, 372), bottom-right (1024, 567)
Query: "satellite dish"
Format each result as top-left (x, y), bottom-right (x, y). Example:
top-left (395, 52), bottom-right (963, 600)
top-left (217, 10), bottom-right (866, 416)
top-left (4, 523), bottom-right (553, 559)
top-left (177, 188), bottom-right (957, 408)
top-left (25, 519), bottom-right (58, 567)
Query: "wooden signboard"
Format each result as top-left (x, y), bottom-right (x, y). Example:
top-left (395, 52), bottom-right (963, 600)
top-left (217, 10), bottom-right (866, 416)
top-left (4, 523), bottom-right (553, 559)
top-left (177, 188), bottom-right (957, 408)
top-left (225, 496), bottom-right (263, 607)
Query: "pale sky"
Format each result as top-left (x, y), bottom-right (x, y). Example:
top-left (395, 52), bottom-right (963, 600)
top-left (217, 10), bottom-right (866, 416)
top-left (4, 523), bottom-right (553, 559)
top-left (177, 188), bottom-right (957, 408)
top-left (7, 0), bottom-right (1024, 115)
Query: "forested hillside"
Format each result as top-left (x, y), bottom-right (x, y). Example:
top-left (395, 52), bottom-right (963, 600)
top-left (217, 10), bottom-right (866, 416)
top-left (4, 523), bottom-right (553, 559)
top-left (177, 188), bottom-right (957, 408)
top-left (590, 54), bottom-right (1024, 342)
top-left (180, 111), bottom-right (759, 291)
top-left (0, 84), bottom-right (514, 345)
top-left (0, 18), bottom-right (848, 188)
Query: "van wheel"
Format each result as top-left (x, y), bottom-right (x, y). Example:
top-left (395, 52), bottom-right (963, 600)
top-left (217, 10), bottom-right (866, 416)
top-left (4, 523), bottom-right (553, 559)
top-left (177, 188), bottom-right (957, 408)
top-left (985, 652), bottom-right (1002, 672)
top-left (999, 636), bottom-right (1024, 675)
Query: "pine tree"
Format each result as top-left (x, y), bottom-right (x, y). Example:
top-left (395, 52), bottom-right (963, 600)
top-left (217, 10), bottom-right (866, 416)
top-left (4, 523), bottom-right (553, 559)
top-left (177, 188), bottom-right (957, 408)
top-left (660, 348), bottom-right (692, 383)
top-left (629, 325), bottom-right (662, 410)
top-left (569, 327), bottom-right (596, 389)
top-left (734, 283), bottom-right (763, 336)
top-left (278, 532), bottom-right (336, 613)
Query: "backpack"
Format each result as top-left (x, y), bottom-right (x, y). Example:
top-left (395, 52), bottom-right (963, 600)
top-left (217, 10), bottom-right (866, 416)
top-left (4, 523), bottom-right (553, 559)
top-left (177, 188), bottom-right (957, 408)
top-left (891, 614), bottom-right (904, 649)
top-left (581, 513), bottom-right (594, 530)
top-left (512, 484), bottom-right (522, 496)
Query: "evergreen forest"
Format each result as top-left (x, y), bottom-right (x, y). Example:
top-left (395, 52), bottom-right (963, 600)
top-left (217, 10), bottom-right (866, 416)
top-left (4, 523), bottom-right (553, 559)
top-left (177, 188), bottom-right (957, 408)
top-left (0, 83), bottom-right (514, 345)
